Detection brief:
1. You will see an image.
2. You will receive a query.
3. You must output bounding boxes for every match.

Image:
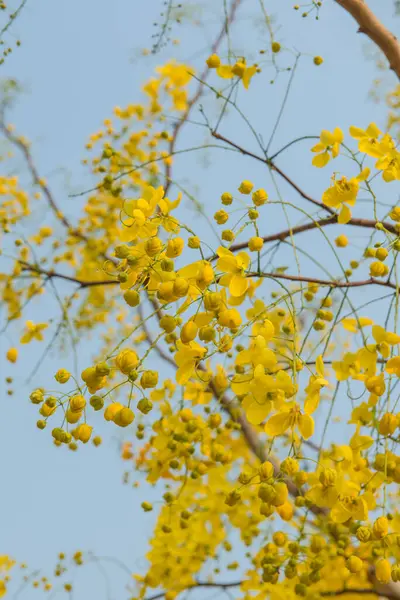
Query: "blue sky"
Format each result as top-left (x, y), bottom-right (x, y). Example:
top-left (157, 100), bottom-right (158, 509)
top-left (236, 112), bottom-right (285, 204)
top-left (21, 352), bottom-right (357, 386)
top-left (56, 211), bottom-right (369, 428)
top-left (0, 0), bottom-right (399, 598)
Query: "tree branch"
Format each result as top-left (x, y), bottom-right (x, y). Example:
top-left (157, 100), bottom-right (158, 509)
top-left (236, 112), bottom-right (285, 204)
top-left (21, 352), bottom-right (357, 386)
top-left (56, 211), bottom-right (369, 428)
top-left (212, 130), bottom-right (334, 214)
top-left (144, 580), bottom-right (243, 600)
top-left (334, 0), bottom-right (400, 80)
top-left (143, 580), bottom-right (400, 600)
top-left (18, 261), bottom-right (117, 288)
top-left (322, 590), bottom-right (398, 600)
top-left (248, 271), bottom-right (397, 290)
top-left (0, 119), bottom-right (75, 231)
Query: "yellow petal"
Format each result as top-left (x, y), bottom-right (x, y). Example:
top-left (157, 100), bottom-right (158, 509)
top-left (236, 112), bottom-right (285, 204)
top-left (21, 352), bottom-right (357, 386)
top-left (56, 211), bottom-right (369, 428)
top-left (176, 361), bottom-right (196, 385)
top-left (316, 354), bottom-right (324, 377)
top-left (366, 122), bottom-right (381, 138)
top-left (307, 484), bottom-right (338, 508)
top-left (193, 312), bottom-right (214, 327)
top-left (242, 65), bottom-right (257, 89)
top-left (20, 333), bottom-right (31, 344)
top-left (304, 394), bottom-right (320, 415)
top-left (349, 126), bottom-right (365, 139)
top-left (372, 325), bottom-right (386, 343)
top-left (265, 412), bottom-right (291, 437)
top-left (320, 130), bottom-right (335, 145)
top-left (338, 204), bottom-right (351, 224)
top-left (330, 502), bottom-right (352, 524)
top-left (312, 152), bottom-right (330, 168)
top-left (245, 400), bottom-right (272, 425)
top-left (298, 413), bottom-right (314, 439)
top-left (342, 318), bottom-right (357, 333)
top-left (311, 142), bottom-right (325, 153)
top-left (217, 255), bottom-right (237, 273)
top-left (229, 273), bottom-right (248, 297)
top-left (356, 167), bottom-right (371, 182)
top-left (333, 127), bottom-right (344, 143)
top-left (216, 65), bottom-right (234, 79)
top-left (386, 356), bottom-right (400, 375)
top-left (386, 331), bottom-right (400, 345)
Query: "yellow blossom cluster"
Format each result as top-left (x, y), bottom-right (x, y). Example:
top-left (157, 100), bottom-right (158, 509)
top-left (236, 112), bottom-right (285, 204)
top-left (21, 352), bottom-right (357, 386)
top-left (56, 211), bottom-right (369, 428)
top-left (6, 27), bottom-right (400, 600)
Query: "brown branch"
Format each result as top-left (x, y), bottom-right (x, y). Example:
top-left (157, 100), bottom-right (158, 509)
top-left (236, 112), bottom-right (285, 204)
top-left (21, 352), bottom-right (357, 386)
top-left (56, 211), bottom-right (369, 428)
top-left (18, 261), bottom-right (117, 288)
top-left (143, 580), bottom-right (399, 600)
top-left (334, 0), bottom-right (400, 80)
top-left (321, 590), bottom-right (397, 600)
top-left (145, 580), bottom-right (244, 600)
top-left (211, 130), bottom-right (334, 214)
top-left (138, 302), bottom-right (176, 368)
top-left (0, 120), bottom-right (75, 231)
top-left (0, 118), bottom-right (119, 268)
top-left (248, 271), bottom-right (397, 290)
top-left (204, 130), bottom-right (399, 261)
top-left (207, 214), bottom-right (397, 261)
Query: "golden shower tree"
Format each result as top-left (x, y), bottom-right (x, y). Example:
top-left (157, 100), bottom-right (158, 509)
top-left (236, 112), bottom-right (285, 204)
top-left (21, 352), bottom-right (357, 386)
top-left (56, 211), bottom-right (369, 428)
top-left (3, 0), bottom-right (400, 599)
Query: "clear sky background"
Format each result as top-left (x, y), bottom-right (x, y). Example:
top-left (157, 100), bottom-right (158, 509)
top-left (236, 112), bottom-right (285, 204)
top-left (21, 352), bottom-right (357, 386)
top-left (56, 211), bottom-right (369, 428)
top-left (0, 1), bottom-right (399, 598)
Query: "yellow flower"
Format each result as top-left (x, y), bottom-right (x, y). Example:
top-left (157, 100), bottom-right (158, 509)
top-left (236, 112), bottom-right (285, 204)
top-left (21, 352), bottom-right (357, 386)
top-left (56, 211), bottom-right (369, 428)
top-left (252, 188), bottom-right (268, 205)
top-left (115, 349), bottom-right (139, 375)
top-left (218, 308), bottom-right (242, 329)
top-left (335, 234), bottom-right (348, 248)
top-left (378, 413), bottom-right (397, 436)
top-left (166, 237), bottom-right (184, 258)
top-left (304, 355), bottom-right (329, 414)
top-left (311, 127), bottom-right (343, 167)
top-left (370, 261), bottom-right (389, 277)
top-left (216, 246), bottom-right (250, 297)
top-left (375, 558), bottom-right (391, 584)
top-left (248, 237), bottom-right (264, 252)
top-left (216, 59), bottom-right (257, 89)
top-left (206, 54), bottom-right (220, 68)
top-left (265, 403), bottom-right (314, 439)
top-left (55, 369), bottom-right (70, 384)
top-left (6, 347), bottom-right (18, 363)
top-left (120, 185), bottom-right (163, 242)
top-left (322, 168), bottom-right (370, 224)
top-left (330, 490), bottom-right (368, 524)
top-left (20, 320), bottom-right (48, 344)
top-left (373, 516), bottom-right (389, 539)
top-left (238, 180), bottom-right (254, 194)
top-left (306, 468), bottom-right (339, 508)
top-left (158, 192), bottom-right (181, 216)
top-left (373, 325), bottom-right (400, 345)
top-left (332, 352), bottom-right (360, 381)
top-left (349, 122), bottom-right (382, 157)
top-left (386, 356), bottom-right (400, 376)
top-left (156, 61), bottom-right (193, 87)
top-left (375, 137), bottom-right (400, 182)
top-left (341, 316), bottom-right (373, 333)
top-left (174, 340), bottom-right (207, 384)
top-left (239, 375), bottom-right (286, 424)
top-left (347, 556), bottom-right (363, 573)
